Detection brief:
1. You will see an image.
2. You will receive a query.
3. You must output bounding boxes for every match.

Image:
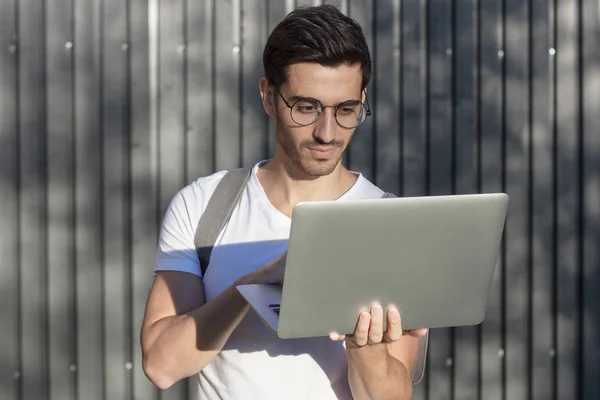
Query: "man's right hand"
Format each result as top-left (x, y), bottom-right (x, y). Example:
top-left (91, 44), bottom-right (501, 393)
top-left (236, 251), bottom-right (288, 286)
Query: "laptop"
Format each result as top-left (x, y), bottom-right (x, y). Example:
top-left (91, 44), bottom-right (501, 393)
top-left (236, 193), bottom-right (509, 339)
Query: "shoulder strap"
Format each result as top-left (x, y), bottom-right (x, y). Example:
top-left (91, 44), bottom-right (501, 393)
top-left (380, 190), bottom-right (429, 385)
top-left (194, 166), bottom-right (253, 276)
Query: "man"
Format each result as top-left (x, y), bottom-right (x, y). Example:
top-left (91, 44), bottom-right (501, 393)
top-left (141, 5), bottom-right (427, 399)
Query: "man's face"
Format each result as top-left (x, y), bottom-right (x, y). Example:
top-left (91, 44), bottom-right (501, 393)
top-left (271, 63), bottom-right (364, 177)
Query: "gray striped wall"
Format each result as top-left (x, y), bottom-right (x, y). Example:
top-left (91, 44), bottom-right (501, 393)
top-left (0, 1), bottom-right (598, 399)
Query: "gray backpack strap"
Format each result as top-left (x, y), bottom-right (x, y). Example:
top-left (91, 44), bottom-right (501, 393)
top-left (194, 166), bottom-right (253, 276)
top-left (380, 191), bottom-right (429, 385)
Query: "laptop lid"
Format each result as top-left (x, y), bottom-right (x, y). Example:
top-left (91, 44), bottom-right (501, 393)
top-left (275, 193), bottom-right (509, 339)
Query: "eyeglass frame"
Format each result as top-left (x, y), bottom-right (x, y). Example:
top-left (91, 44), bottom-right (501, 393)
top-left (274, 88), bottom-right (372, 129)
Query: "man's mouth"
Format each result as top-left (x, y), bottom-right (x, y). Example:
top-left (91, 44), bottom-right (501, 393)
top-left (306, 147), bottom-right (336, 157)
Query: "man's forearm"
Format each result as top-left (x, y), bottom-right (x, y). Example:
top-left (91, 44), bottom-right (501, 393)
top-left (142, 283), bottom-right (251, 389)
top-left (346, 345), bottom-right (412, 400)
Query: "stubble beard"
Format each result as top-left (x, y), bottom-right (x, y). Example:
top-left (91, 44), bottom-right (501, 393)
top-left (276, 119), bottom-right (349, 177)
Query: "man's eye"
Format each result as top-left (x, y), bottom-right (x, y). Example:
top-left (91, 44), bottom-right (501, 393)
top-left (338, 103), bottom-right (360, 115)
top-left (296, 105), bottom-right (316, 113)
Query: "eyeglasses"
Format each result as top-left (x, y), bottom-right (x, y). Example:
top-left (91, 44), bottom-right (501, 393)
top-left (276, 89), bottom-right (371, 129)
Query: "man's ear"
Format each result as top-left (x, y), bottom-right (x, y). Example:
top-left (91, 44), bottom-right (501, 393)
top-left (259, 77), bottom-right (276, 118)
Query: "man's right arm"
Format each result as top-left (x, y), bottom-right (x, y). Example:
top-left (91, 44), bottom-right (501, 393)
top-left (140, 251), bottom-right (287, 390)
top-left (140, 270), bottom-right (251, 389)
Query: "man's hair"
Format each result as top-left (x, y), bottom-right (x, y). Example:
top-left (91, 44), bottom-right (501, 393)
top-left (263, 5), bottom-right (372, 91)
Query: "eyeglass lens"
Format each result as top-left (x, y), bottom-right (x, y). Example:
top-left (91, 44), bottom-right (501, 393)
top-left (290, 98), bottom-right (367, 129)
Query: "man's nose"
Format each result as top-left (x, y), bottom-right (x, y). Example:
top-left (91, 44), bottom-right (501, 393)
top-left (313, 107), bottom-right (337, 143)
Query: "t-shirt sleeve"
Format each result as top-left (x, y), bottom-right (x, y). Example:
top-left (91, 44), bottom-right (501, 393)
top-left (153, 188), bottom-right (203, 277)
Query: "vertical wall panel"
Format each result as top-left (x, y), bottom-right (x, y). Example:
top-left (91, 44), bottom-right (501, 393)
top-left (74, 0), bottom-right (104, 398)
top-left (427, 0), bottom-right (453, 198)
top-left (102, 0), bottom-right (130, 399)
top-left (323, 0), bottom-right (343, 9)
top-left (214, 0), bottom-right (242, 171)
top-left (453, 0), bottom-right (478, 197)
top-left (347, 0), bottom-right (375, 181)
top-left (296, 0), bottom-right (316, 9)
top-left (266, 1), bottom-right (287, 156)
top-left (18, 1), bottom-right (48, 398)
top-left (503, 0), bottom-right (531, 399)
top-left (374, 0), bottom-right (401, 193)
top-left (426, 1), bottom-right (454, 398)
top-left (453, 1), bottom-right (480, 399)
top-left (46, 1), bottom-right (76, 399)
top-left (582, 1), bottom-right (600, 398)
top-left (158, 6), bottom-right (189, 399)
top-left (187, 0), bottom-right (216, 179)
top-left (241, 0), bottom-right (269, 166)
top-left (0, 1), bottom-right (19, 399)
top-left (158, 0), bottom-right (186, 221)
top-left (530, 0), bottom-right (554, 398)
top-left (478, 1), bottom-right (505, 399)
top-left (156, 0), bottom-right (188, 387)
top-left (401, 0), bottom-right (427, 199)
top-left (401, 3), bottom-right (429, 398)
top-left (130, 0), bottom-right (157, 399)
top-left (556, 0), bottom-right (582, 398)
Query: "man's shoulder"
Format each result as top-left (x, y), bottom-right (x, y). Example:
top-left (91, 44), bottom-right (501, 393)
top-left (168, 168), bottom-right (234, 219)
top-left (348, 173), bottom-right (386, 199)
top-left (187, 168), bottom-right (230, 194)
top-left (172, 163), bottom-right (260, 215)
top-left (181, 168), bottom-right (228, 196)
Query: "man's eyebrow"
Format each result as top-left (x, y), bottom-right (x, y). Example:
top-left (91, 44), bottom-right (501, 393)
top-left (287, 94), bottom-right (314, 102)
top-left (287, 94), bottom-right (361, 104)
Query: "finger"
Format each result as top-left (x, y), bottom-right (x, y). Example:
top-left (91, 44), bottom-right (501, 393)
top-left (354, 312), bottom-right (371, 347)
top-left (368, 304), bottom-right (384, 344)
top-left (403, 328), bottom-right (429, 337)
top-left (384, 307), bottom-right (403, 342)
top-left (329, 332), bottom-right (346, 341)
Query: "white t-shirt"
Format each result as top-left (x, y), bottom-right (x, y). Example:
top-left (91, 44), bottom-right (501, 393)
top-left (154, 160), bottom-right (384, 400)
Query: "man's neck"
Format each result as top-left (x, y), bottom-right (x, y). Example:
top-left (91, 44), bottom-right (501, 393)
top-left (257, 158), bottom-right (358, 217)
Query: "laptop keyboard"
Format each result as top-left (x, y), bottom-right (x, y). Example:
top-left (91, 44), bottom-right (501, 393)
top-left (268, 303), bottom-right (281, 317)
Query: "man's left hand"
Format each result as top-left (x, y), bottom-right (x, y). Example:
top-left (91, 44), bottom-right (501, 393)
top-left (329, 304), bottom-right (428, 348)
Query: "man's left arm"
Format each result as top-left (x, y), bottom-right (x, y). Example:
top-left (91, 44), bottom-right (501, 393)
top-left (331, 305), bottom-right (427, 400)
